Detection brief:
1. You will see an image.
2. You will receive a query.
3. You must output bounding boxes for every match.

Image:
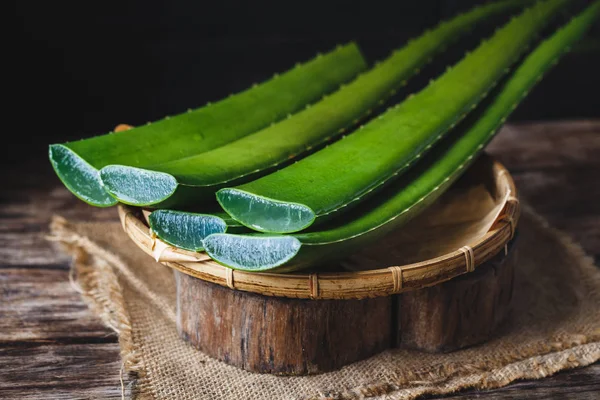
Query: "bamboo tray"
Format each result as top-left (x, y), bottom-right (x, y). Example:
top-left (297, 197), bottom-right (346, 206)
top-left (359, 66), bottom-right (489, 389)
top-left (119, 154), bottom-right (520, 374)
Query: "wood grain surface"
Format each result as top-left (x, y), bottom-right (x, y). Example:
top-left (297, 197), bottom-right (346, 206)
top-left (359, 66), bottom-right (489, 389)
top-left (398, 242), bottom-right (515, 353)
top-left (1, 120), bottom-right (599, 398)
top-left (177, 271), bottom-right (393, 375)
top-left (176, 241), bottom-right (515, 374)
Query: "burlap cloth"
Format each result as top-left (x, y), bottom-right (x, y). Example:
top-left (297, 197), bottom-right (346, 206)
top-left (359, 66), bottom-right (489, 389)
top-left (49, 205), bottom-right (600, 400)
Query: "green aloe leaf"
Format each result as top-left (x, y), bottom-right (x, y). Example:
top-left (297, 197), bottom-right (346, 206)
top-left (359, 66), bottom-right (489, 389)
top-left (99, 0), bottom-right (528, 208)
top-left (49, 44), bottom-right (367, 207)
top-left (217, 0), bottom-right (568, 233)
top-left (204, 1), bottom-right (599, 272)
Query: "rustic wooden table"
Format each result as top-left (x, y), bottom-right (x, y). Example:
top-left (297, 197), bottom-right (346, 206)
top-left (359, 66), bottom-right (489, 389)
top-left (1, 120), bottom-right (599, 399)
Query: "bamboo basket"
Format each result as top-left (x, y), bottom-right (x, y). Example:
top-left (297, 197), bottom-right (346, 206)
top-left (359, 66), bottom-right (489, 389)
top-left (119, 154), bottom-right (520, 374)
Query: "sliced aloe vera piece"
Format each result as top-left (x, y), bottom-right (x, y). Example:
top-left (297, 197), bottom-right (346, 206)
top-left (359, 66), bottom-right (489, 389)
top-left (205, 1), bottom-right (599, 271)
top-left (49, 145), bottom-right (117, 207)
top-left (148, 210), bottom-right (228, 251)
top-left (99, 0), bottom-right (527, 208)
top-left (148, 208), bottom-right (247, 251)
top-left (101, 166), bottom-right (178, 206)
top-left (204, 234), bottom-right (301, 271)
top-left (50, 44), bottom-right (367, 207)
top-left (217, 0), bottom-right (568, 233)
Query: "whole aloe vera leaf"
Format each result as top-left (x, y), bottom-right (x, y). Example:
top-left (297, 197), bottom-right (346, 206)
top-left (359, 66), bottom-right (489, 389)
top-left (99, 0), bottom-right (528, 208)
top-left (204, 1), bottom-right (600, 272)
top-left (49, 44), bottom-right (367, 207)
top-left (217, 0), bottom-right (568, 234)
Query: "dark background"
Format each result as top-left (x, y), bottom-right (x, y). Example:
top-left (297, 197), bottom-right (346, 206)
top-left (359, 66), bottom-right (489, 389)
top-left (10, 0), bottom-right (600, 166)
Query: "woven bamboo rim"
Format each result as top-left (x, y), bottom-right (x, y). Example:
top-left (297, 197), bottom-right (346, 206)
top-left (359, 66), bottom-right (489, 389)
top-left (119, 157), bottom-right (519, 300)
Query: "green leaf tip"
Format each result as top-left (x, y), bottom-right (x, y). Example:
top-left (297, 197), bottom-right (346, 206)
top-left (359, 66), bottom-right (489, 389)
top-left (217, 189), bottom-right (315, 233)
top-left (49, 144), bottom-right (117, 207)
top-left (203, 233), bottom-right (302, 271)
top-left (148, 210), bottom-right (227, 251)
top-left (100, 165), bottom-right (178, 206)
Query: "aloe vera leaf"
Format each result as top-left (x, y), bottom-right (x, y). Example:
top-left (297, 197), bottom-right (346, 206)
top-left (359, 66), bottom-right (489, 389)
top-left (204, 1), bottom-right (599, 272)
top-left (49, 44), bottom-right (367, 207)
top-left (99, 0), bottom-right (528, 208)
top-left (217, 0), bottom-right (568, 234)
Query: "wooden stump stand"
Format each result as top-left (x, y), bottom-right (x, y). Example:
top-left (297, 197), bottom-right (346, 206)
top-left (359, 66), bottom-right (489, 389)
top-left (120, 155), bottom-right (520, 375)
top-left (176, 241), bottom-right (516, 375)
top-left (176, 272), bottom-right (393, 375)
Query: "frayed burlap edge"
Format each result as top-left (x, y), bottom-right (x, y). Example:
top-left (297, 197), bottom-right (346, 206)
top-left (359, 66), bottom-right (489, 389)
top-left (361, 343), bottom-right (599, 400)
top-left (48, 206), bottom-right (600, 400)
top-left (48, 216), bottom-right (141, 373)
top-left (49, 216), bottom-right (167, 399)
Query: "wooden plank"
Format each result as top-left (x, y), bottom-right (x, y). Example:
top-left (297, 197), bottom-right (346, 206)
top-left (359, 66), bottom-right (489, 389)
top-left (511, 168), bottom-right (600, 256)
top-left (1, 177), bottom-right (117, 266)
top-left (0, 268), bottom-right (115, 343)
top-left (0, 343), bottom-right (129, 400)
top-left (488, 120), bottom-right (600, 170)
top-left (488, 121), bottom-right (600, 257)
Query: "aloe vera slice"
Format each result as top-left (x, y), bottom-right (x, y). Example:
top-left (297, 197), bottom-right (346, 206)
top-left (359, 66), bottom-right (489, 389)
top-left (217, 0), bottom-right (568, 233)
top-left (148, 210), bottom-right (227, 251)
top-left (49, 44), bottom-right (367, 207)
top-left (49, 145), bottom-right (117, 206)
top-left (99, 0), bottom-right (527, 208)
top-left (148, 209), bottom-right (247, 252)
top-left (204, 234), bottom-right (302, 271)
top-left (204, 1), bottom-right (599, 272)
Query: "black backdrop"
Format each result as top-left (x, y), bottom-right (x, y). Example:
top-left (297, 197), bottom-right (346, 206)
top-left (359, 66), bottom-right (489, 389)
top-left (10, 0), bottom-right (600, 166)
